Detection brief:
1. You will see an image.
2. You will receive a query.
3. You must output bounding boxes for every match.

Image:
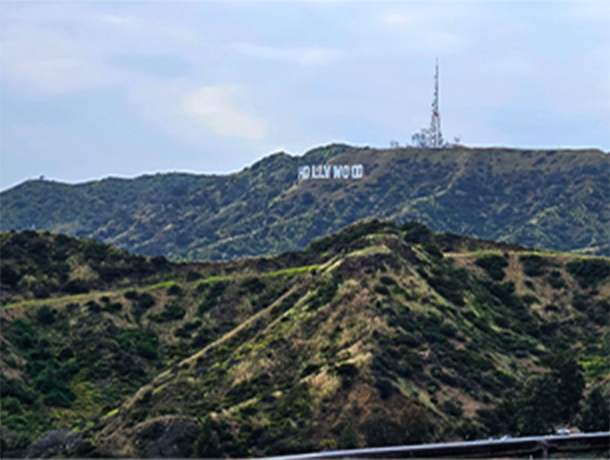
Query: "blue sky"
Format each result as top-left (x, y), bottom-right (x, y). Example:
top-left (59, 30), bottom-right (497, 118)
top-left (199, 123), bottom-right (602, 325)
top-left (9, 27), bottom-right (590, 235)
top-left (1, 1), bottom-right (608, 191)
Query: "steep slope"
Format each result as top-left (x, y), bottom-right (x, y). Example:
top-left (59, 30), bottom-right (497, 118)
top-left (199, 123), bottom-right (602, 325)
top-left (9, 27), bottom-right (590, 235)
top-left (1, 222), bottom-right (608, 458)
top-left (1, 146), bottom-right (608, 260)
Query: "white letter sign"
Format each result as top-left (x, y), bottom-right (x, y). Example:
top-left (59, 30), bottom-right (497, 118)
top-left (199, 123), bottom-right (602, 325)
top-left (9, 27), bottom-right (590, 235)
top-left (298, 163), bottom-right (364, 181)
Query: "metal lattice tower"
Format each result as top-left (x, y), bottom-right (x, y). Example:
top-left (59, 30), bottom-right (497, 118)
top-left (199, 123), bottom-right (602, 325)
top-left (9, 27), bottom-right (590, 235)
top-left (428, 59), bottom-right (444, 148)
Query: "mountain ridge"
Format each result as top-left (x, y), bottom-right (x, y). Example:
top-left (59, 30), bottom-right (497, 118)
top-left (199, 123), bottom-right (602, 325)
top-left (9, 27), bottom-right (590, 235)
top-left (1, 145), bottom-right (608, 260)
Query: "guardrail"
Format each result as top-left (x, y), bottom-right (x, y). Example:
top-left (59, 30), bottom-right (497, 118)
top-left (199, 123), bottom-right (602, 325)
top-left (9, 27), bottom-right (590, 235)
top-left (266, 432), bottom-right (609, 459)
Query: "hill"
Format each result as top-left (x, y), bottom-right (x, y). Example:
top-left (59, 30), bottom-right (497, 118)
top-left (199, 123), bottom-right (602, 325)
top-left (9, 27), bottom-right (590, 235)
top-left (1, 223), bottom-right (608, 457)
top-left (1, 145), bottom-right (608, 261)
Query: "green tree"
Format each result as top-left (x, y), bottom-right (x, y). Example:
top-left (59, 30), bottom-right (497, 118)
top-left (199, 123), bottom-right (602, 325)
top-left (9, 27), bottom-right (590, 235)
top-left (517, 374), bottom-right (560, 435)
top-left (36, 306), bottom-right (55, 325)
top-left (193, 418), bottom-right (223, 458)
top-left (554, 356), bottom-right (585, 422)
top-left (578, 388), bottom-right (610, 432)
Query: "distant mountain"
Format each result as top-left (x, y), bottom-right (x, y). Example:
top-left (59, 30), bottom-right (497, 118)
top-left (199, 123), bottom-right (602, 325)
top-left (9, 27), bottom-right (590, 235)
top-left (1, 223), bottom-right (608, 457)
top-left (1, 145), bottom-right (608, 260)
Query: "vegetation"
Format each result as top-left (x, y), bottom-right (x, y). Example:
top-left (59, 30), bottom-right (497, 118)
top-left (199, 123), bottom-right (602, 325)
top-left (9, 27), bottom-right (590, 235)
top-left (1, 146), bottom-right (607, 261)
top-left (1, 222), bottom-right (608, 458)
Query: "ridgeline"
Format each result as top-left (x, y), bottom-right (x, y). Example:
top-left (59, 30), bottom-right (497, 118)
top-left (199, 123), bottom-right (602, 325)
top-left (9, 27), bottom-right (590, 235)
top-left (1, 145), bottom-right (608, 260)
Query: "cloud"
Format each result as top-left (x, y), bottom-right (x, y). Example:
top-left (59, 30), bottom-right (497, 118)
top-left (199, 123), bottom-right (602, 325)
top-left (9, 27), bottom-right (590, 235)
top-left (232, 42), bottom-right (340, 66)
top-left (181, 85), bottom-right (266, 140)
top-left (98, 14), bottom-right (198, 43)
top-left (1, 28), bottom-right (116, 96)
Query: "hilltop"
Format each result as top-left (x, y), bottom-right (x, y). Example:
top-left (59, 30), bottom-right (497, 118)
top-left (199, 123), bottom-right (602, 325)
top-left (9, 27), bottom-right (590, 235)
top-left (1, 223), bottom-right (608, 457)
top-left (1, 145), bottom-right (608, 260)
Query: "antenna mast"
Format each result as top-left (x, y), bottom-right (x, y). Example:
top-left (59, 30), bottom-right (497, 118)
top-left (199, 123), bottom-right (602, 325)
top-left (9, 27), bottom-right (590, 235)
top-left (428, 58), bottom-right (444, 148)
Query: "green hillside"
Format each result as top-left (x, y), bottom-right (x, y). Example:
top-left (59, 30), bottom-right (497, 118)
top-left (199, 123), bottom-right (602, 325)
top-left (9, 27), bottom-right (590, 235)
top-left (1, 223), bottom-right (608, 457)
top-left (1, 146), bottom-right (608, 260)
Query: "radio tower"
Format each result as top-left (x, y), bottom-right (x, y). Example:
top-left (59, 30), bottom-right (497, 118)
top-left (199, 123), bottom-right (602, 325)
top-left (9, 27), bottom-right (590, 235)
top-left (428, 58), bottom-right (444, 148)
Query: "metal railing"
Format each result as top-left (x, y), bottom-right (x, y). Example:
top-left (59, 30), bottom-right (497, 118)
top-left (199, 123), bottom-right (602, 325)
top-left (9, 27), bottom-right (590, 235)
top-left (266, 432), bottom-right (610, 459)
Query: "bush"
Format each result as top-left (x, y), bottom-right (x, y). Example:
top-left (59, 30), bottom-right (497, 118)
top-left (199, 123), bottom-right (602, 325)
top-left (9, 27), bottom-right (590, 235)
top-left (1, 265), bottom-right (21, 287)
top-left (167, 284), bottom-right (182, 296)
top-left (151, 304), bottom-right (186, 322)
top-left (402, 221), bottom-right (433, 244)
top-left (566, 258), bottom-right (610, 289)
top-left (86, 301), bottom-right (101, 314)
top-left (520, 255), bottom-right (547, 277)
top-left (136, 293), bottom-right (155, 309)
top-left (475, 255), bottom-right (508, 281)
top-left (43, 388), bottom-right (75, 408)
top-left (136, 341), bottom-right (158, 360)
top-left (336, 363), bottom-right (359, 388)
top-left (36, 306), bottom-right (55, 325)
top-left (103, 302), bottom-right (123, 313)
top-left (309, 279), bottom-right (338, 310)
top-left (239, 277), bottom-right (266, 295)
top-left (2, 396), bottom-right (23, 414)
top-left (360, 417), bottom-right (404, 447)
top-left (440, 398), bottom-right (463, 417)
top-left (63, 279), bottom-right (89, 294)
top-left (547, 270), bottom-right (566, 289)
top-left (578, 387), bottom-right (610, 432)
top-left (379, 276), bottom-right (396, 286)
top-left (7, 319), bottom-right (37, 351)
top-left (422, 242), bottom-right (443, 260)
top-left (185, 271), bottom-right (201, 282)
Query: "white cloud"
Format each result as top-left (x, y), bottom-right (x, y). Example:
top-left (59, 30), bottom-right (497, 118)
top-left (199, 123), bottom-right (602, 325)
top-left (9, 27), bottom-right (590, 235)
top-left (181, 85), bottom-right (266, 141)
top-left (98, 14), bottom-right (198, 43)
top-left (232, 42), bottom-right (340, 67)
top-left (1, 28), bottom-right (115, 96)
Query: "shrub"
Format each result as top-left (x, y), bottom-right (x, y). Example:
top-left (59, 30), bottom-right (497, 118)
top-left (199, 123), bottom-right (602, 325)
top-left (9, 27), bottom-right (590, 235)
top-left (36, 306), bottom-right (55, 325)
top-left (1, 265), bottom-right (21, 287)
top-left (402, 221), bottom-right (433, 244)
top-left (440, 398), bottom-right (463, 417)
top-left (578, 387), bottom-right (610, 432)
top-left (185, 271), bottom-right (201, 282)
top-left (336, 363), bottom-right (359, 388)
top-left (379, 276), bottom-right (396, 286)
top-left (136, 293), bottom-right (155, 309)
top-left (191, 329), bottom-right (214, 349)
top-left (547, 270), bottom-right (566, 289)
top-left (167, 284), bottom-right (182, 296)
top-left (520, 254), bottom-right (547, 277)
top-left (136, 341), bottom-right (158, 360)
top-left (374, 284), bottom-right (390, 296)
top-left (7, 319), bottom-right (37, 351)
top-left (151, 304), bottom-right (186, 322)
top-left (566, 258), bottom-right (610, 289)
top-left (239, 278), bottom-right (266, 295)
top-left (63, 279), bottom-right (89, 294)
top-left (2, 396), bottom-right (23, 414)
top-left (475, 255), bottom-right (508, 281)
top-left (86, 301), bottom-right (101, 314)
top-left (103, 302), bottom-right (122, 313)
top-left (422, 242), bottom-right (443, 260)
top-left (43, 388), bottom-right (75, 408)
top-left (1, 376), bottom-right (37, 405)
top-left (360, 417), bottom-right (404, 447)
top-left (309, 279), bottom-right (338, 310)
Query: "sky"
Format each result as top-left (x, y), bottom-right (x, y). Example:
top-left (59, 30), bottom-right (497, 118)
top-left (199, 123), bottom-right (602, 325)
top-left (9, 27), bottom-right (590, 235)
top-left (1, 1), bottom-right (609, 191)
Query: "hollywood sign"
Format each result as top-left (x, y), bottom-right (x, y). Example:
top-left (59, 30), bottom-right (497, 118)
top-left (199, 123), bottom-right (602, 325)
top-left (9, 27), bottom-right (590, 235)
top-left (298, 164), bottom-right (364, 181)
